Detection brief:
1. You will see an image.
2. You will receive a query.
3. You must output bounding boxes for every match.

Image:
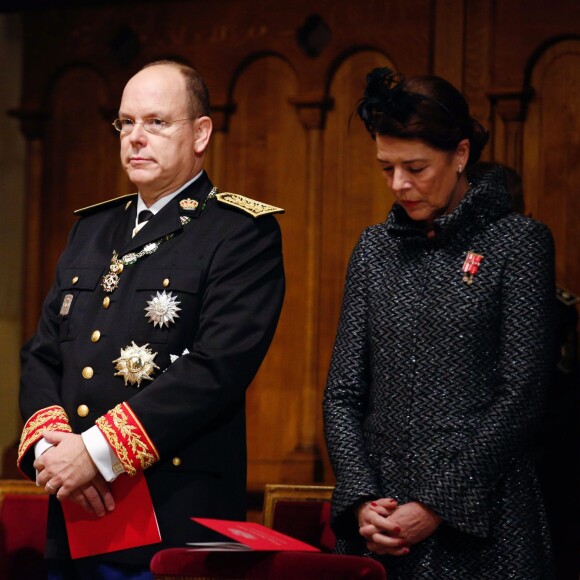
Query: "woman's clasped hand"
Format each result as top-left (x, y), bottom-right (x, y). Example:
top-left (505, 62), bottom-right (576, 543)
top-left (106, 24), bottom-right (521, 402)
top-left (357, 499), bottom-right (441, 556)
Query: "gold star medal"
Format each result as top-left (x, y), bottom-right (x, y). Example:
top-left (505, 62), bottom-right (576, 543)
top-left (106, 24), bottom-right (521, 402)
top-left (145, 291), bottom-right (182, 328)
top-left (113, 341), bottom-right (159, 387)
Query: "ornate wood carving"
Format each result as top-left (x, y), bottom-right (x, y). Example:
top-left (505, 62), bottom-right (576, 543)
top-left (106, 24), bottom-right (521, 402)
top-left (8, 0), bottom-right (580, 492)
top-left (488, 89), bottom-right (534, 173)
top-left (433, 0), bottom-right (465, 86)
top-left (463, 0), bottom-right (493, 151)
top-left (523, 39), bottom-right (580, 294)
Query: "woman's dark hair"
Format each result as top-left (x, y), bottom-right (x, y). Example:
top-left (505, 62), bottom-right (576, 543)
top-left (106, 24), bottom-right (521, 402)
top-left (357, 67), bottom-right (489, 165)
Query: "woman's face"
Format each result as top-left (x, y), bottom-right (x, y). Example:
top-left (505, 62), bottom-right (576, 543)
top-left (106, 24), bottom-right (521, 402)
top-left (376, 135), bottom-right (470, 225)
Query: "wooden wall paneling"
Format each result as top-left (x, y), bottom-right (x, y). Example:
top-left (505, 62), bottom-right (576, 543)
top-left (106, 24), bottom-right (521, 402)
top-left (221, 55), bottom-right (310, 490)
top-left (489, 91), bottom-right (528, 175)
top-left (433, 0), bottom-right (465, 86)
top-left (9, 110), bottom-right (46, 343)
top-left (523, 39), bottom-right (580, 295)
top-left (491, 0), bottom-right (580, 90)
top-left (489, 100), bottom-right (507, 165)
top-left (12, 0), bottom-right (580, 493)
top-left (205, 105), bottom-right (234, 188)
top-left (283, 96), bottom-right (332, 483)
top-left (40, 67), bottom-right (118, 312)
top-left (318, 50), bottom-right (394, 483)
top-left (463, 0), bottom-right (493, 162)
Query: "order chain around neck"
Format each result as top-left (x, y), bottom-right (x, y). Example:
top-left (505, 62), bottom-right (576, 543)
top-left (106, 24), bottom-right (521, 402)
top-left (101, 187), bottom-right (217, 293)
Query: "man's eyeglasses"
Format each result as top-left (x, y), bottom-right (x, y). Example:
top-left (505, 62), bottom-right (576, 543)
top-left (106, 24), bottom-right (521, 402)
top-left (112, 117), bottom-right (193, 135)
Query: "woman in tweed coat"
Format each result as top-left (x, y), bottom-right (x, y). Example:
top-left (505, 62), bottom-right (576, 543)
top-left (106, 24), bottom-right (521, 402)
top-left (323, 68), bottom-right (555, 578)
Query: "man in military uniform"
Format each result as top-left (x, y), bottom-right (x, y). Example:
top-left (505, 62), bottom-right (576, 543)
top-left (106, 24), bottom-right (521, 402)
top-left (17, 60), bottom-right (285, 579)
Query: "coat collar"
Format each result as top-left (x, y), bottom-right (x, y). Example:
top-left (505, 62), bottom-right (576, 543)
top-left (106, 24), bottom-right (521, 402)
top-left (386, 165), bottom-right (513, 243)
top-left (120, 171), bottom-right (214, 255)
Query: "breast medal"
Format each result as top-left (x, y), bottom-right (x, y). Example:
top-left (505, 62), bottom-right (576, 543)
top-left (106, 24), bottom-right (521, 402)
top-left (113, 342), bottom-right (159, 387)
top-left (169, 348), bottom-right (190, 364)
top-left (145, 291), bottom-right (181, 328)
top-left (462, 251), bottom-right (484, 285)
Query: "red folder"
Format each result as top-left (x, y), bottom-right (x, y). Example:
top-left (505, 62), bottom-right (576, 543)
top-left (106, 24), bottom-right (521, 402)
top-left (61, 471), bottom-right (161, 559)
top-left (190, 518), bottom-right (319, 552)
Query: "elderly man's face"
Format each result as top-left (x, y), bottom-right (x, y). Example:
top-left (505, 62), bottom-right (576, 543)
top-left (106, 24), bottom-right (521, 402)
top-left (118, 65), bottom-right (210, 203)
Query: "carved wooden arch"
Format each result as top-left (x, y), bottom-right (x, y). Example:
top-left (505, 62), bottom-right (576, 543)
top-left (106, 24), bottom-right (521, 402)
top-left (320, 47), bottom-right (396, 271)
top-left (323, 44), bottom-right (397, 101)
top-left (213, 53), bottom-right (318, 488)
top-left (317, 47), bottom-right (396, 323)
top-left (19, 63), bottom-right (119, 339)
top-left (522, 34), bottom-right (580, 93)
top-left (522, 37), bottom-right (580, 294)
top-left (317, 48), bottom-right (396, 481)
top-left (43, 61), bottom-right (111, 102)
top-left (217, 51), bottom-right (298, 130)
top-left (205, 51), bottom-right (298, 178)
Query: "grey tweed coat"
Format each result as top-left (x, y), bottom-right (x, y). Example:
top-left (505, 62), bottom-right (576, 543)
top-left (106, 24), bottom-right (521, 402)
top-left (323, 167), bottom-right (556, 579)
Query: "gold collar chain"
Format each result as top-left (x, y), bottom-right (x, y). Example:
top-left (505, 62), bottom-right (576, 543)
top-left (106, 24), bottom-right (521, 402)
top-left (101, 235), bottom-right (173, 293)
top-left (100, 187), bottom-right (217, 293)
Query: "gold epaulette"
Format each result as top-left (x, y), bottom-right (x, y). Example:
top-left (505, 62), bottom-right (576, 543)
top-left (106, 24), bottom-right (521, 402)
top-left (215, 192), bottom-right (285, 218)
top-left (74, 193), bottom-right (138, 216)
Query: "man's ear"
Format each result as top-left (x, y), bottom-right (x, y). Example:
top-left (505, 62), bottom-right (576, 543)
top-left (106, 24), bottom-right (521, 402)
top-left (193, 116), bottom-right (212, 155)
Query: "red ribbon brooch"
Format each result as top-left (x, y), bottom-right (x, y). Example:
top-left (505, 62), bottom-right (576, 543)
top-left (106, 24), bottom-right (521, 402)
top-left (462, 251), bottom-right (484, 285)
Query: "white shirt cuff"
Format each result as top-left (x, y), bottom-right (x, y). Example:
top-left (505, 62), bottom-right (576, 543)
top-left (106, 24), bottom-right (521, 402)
top-left (81, 426), bottom-right (125, 482)
top-left (34, 439), bottom-right (54, 485)
top-left (35, 438), bottom-right (53, 458)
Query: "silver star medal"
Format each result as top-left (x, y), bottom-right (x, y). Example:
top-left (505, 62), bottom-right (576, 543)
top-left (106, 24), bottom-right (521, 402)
top-left (145, 290), bottom-right (181, 328)
top-left (169, 348), bottom-right (190, 364)
top-left (113, 341), bottom-right (159, 387)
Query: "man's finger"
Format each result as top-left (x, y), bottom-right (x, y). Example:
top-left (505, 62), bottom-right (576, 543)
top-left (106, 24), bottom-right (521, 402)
top-left (45, 481), bottom-right (59, 495)
top-left (67, 490), bottom-right (94, 514)
top-left (92, 477), bottom-right (115, 512)
top-left (42, 430), bottom-right (68, 445)
top-left (81, 486), bottom-right (107, 518)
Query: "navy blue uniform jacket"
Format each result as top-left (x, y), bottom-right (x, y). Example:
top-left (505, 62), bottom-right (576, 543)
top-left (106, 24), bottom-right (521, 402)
top-left (18, 172), bottom-right (285, 565)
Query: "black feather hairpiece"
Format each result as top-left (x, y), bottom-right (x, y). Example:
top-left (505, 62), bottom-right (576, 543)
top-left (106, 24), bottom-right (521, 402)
top-left (357, 67), bottom-right (459, 133)
top-left (358, 68), bottom-right (422, 129)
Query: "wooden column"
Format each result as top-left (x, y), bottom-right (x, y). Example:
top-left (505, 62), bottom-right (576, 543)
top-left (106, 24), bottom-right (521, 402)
top-left (433, 0), bottom-right (465, 86)
top-left (206, 104), bottom-right (235, 186)
top-left (9, 109), bottom-right (47, 343)
top-left (488, 90), bottom-right (532, 174)
top-left (282, 98), bottom-right (331, 482)
top-left (2, 109), bottom-right (47, 478)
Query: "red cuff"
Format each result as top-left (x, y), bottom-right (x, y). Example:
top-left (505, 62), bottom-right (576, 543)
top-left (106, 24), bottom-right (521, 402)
top-left (96, 402), bottom-right (159, 476)
top-left (18, 405), bottom-right (72, 471)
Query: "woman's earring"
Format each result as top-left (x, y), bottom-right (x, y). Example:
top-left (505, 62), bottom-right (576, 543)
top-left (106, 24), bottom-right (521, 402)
top-left (457, 165), bottom-right (463, 175)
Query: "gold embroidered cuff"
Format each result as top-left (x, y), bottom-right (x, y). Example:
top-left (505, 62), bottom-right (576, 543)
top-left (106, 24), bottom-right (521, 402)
top-left (96, 402), bottom-right (159, 476)
top-left (18, 405), bottom-right (72, 470)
